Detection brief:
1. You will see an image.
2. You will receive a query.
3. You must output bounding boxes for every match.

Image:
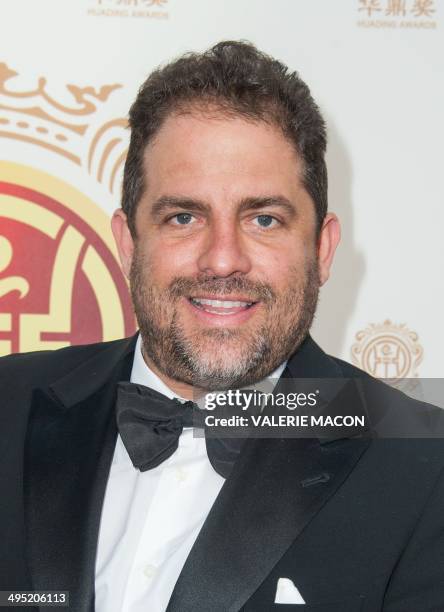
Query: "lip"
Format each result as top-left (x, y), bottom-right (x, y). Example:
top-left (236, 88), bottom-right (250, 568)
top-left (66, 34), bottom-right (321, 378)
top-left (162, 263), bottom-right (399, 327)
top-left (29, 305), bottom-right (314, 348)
top-left (184, 296), bottom-right (260, 326)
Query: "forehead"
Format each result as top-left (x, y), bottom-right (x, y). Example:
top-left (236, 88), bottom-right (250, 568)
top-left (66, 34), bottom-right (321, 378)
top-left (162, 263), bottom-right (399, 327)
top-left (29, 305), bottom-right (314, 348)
top-left (141, 111), bottom-right (306, 202)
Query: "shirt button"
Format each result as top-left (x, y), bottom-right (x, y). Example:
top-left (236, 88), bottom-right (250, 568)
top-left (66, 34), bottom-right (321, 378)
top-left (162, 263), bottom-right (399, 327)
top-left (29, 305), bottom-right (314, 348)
top-left (143, 564), bottom-right (157, 579)
top-left (175, 467), bottom-right (188, 482)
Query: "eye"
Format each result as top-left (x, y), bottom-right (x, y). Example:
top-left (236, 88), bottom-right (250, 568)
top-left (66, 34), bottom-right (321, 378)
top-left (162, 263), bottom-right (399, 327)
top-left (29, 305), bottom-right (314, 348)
top-left (169, 213), bottom-right (195, 225)
top-left (253, 214), bottom-right (279, 228)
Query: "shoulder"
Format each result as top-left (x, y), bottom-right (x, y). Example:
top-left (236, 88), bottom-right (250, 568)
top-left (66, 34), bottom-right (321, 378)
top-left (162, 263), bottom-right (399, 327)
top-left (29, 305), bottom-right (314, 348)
top-left (0, 337), bottom-right (133, 390)
top-left (329, 355), bottom-right (444, 466)
top-left (328, 354), bottom-right (371, 379)
top-left (0, 337), bottom-right (136, 450)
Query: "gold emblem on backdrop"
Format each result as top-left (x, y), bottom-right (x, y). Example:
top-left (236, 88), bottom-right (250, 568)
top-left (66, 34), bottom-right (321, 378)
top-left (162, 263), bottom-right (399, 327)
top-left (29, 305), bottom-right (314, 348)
top-left (351, 320), bottom-right (423, 380)
top-left (357, 0), bottom-right (437, 28)
top-left (0, 67), bottom-right (137, 356)
top-left (0, 163), bottom-right (137, 357)
top-left (0, 63), bottom-right (127, 194)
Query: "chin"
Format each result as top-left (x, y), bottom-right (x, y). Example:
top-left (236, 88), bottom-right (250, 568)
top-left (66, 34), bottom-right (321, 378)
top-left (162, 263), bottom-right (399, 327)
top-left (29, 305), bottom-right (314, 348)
top-left (185, 320), bottom-right (255, 342)
top-left (181, 339), bottom-right (270, 390)
top-left (193, 337), bottom-right (256, 369)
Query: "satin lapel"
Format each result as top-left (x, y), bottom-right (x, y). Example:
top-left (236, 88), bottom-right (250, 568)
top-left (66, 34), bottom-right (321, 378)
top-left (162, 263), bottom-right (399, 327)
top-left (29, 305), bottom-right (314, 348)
top-left (284, 334), bottom-right (344, 380)
top-left (23, 336), bottom-right (136, 612)
top-left (167, 434), bottom-right (370, 612)
top-left (167, 335), bottom-right (371, 612)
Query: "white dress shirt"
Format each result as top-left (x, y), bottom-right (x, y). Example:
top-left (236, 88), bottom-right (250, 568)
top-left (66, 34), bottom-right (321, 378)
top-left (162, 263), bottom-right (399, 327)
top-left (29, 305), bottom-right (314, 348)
top-left (95, 334), bottom-right (286, 612)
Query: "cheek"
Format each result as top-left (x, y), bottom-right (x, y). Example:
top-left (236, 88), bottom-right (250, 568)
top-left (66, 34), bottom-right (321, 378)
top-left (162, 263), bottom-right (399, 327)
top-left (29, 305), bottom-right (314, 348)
top-left (251, 242), bottom-right (308, 281)
top-left (141, 240), bottom-right (196, 285)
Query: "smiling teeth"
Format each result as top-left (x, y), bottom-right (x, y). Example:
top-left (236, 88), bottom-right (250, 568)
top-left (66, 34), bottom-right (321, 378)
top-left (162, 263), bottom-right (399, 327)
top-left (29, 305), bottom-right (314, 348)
top-left (192, 298), bottom-right (252, 308)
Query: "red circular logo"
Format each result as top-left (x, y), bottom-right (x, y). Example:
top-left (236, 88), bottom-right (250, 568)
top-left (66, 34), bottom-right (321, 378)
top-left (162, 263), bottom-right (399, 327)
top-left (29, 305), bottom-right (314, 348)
top-left (0, 169), bottom-right (136, 356)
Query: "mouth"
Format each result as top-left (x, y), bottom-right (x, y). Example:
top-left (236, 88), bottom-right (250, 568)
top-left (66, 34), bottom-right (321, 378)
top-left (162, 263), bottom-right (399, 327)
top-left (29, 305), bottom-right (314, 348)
top-left (188, 297), bottom-right (257, 316)
top-left (188, 295), bottom-right (257, 315)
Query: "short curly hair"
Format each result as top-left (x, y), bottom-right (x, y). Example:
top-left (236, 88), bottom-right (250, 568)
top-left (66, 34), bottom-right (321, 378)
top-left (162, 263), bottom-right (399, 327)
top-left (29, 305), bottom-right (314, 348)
top-left (122, 40), bottom-right (327, 236)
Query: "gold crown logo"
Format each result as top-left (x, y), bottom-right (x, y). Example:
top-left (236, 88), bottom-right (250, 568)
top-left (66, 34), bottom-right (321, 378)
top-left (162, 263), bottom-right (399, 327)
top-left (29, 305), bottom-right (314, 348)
top-left (0, 63), bottom-right (128, 194)
top-left (351, 319), bottom-right (423, 380)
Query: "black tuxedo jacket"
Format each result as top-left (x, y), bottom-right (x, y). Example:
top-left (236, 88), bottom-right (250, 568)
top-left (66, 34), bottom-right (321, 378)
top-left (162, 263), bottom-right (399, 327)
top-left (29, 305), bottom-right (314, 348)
top-left (1, 334), bottom-right (444, 612)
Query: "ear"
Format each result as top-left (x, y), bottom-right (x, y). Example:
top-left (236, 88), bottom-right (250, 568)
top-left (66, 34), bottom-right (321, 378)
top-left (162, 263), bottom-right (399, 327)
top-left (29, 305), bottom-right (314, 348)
top-left (317, 212), bottom-right (341, 286)
top-left (111, 209), bottom-right (134, 279)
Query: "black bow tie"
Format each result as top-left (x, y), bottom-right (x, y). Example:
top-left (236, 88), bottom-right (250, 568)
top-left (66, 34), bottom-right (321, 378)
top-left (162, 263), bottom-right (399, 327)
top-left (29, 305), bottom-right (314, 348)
top-left (115, 381), bottom-right (245, 479)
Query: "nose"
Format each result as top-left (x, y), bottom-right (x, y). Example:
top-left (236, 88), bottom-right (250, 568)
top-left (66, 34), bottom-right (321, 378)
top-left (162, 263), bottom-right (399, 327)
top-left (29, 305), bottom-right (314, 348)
top-left (196, 219), bottom-right (252, 278)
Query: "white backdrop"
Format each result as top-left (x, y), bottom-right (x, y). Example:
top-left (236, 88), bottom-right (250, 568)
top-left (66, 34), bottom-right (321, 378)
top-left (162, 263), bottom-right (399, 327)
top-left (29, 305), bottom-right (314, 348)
top-left (1, 0), bottom-right (442, 376)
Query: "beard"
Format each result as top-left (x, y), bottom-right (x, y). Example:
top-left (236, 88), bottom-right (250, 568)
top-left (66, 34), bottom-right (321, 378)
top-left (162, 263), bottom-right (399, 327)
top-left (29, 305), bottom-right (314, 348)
top-left (130, 246), bottom-right (320, 391)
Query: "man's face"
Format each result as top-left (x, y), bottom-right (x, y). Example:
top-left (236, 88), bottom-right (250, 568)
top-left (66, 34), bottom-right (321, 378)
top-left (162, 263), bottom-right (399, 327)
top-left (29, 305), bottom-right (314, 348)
top-left (113, 110), bottom-right (339, 391)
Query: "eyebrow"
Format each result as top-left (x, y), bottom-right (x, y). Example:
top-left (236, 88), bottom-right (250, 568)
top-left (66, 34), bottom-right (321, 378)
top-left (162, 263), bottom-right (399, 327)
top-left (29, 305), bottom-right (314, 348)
top-left (150, 195), bottom-right (297, 219)
top-left (151, 196), bottom-right (208, 218)
top-left (238, 196), bottom-right (297, 218)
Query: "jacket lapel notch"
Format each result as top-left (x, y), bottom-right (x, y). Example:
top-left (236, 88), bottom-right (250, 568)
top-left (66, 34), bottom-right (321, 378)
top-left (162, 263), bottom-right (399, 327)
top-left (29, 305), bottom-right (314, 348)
top-left (49, 335), bottom-right (137, 409)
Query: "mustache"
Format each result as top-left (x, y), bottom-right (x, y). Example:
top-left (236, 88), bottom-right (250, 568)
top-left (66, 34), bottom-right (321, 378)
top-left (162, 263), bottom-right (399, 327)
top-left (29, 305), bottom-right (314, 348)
top-left (166, 276), bottom-right (276, 303)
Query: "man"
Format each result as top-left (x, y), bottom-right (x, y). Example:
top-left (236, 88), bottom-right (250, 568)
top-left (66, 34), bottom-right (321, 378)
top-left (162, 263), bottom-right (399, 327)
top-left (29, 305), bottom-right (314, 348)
top-left (1, 41), bottom-right (444, 612)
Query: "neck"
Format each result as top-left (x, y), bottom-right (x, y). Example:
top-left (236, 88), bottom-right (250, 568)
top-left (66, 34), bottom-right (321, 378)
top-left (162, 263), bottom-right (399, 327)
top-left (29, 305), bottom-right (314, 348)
top-left (141, 345), bottom-right (202, 400)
